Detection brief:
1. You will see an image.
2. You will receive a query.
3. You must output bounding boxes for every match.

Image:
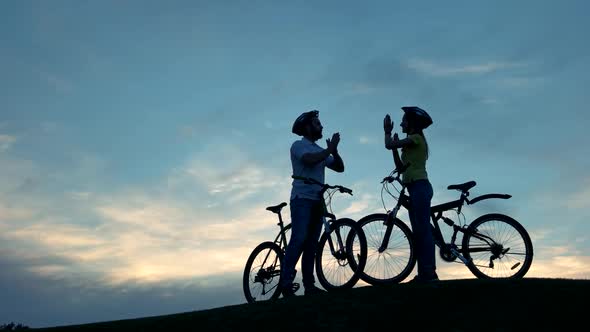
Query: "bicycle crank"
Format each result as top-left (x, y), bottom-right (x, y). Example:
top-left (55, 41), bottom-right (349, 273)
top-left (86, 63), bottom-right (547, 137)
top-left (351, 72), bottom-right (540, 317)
top-left (439, 246), bottom-right (457, 262)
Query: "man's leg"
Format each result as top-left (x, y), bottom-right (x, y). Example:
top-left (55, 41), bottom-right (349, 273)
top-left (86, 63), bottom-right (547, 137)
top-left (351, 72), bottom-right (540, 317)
top-left (280, 198), bottom-right (314, 293)
top-left (300, 200), bottom-right (324, 289)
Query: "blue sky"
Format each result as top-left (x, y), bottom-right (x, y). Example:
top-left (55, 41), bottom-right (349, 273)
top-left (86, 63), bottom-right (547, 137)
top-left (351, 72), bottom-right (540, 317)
top-left (1, 0), bottom-right (589, 328)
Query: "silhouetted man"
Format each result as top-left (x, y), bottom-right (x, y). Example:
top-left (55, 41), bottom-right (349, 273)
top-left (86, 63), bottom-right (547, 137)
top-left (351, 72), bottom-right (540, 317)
top-left (280, 110), bottom-right (344, 297)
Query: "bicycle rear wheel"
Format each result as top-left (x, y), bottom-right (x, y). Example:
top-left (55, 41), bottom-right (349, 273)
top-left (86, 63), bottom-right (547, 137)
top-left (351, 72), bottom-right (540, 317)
top-left (243, 241), bottom-right (284, 303)
top-left (357, 213), bottom-right (416, 285)
top-left (315, 218), bottom-right (367, 290)
top-left (462, 213), bottom-right (533, 279)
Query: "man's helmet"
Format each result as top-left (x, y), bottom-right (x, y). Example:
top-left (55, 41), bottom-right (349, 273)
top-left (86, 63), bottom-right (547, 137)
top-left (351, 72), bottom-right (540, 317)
top-left (292, 110), bottom-right (319, 136)
top-left (401, 106), bottom-right (433, 129)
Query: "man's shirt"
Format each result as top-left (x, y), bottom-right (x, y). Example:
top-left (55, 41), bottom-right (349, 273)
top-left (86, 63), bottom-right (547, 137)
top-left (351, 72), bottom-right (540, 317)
top-left (290, 137), bottom-right (335, 201)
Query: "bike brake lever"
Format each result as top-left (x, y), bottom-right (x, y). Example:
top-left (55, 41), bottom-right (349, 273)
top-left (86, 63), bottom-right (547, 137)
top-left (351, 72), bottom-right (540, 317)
top-left (339, 187), bottom-right (353, 195)
top-left (382, 176), bottom-right (394, 183)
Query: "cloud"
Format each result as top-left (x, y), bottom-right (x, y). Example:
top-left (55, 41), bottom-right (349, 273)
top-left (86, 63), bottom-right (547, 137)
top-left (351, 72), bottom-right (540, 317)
top-left (0, 134), bottom-right (16, 152)
top-left (406, 59), bottom-right (525, 77)
top-left (0, 188), bottom-right (284, 286)
top-left (496, 76), bottom-right (545, 88)
top-left (359, 136), bottom-right (372, 144)
top-left (563, 181), bottom-right (590, 209)
top-left (0, 203), bottom-right (35, 223)
top-left (40, 122), bottom-right (59, 134)
top-left (428, 243), bottom-right (590, 281)
top-left (0, 151), bottom-right (293, 326)
top-left (0, 144), bottom-right (295, 289)
top-left (527, 255), bottom-right (590, 279)
top-left (39, 71), bottom-right (73, 93)
top-left (339, 193), bottom-right (377, 218)
top-left (0, 252), bottom-right (244, 328)
top-left (178, 145), bottom-right (291, 204)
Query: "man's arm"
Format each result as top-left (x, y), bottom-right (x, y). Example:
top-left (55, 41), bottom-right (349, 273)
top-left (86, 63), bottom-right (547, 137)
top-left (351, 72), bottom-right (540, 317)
top-left (301, 149), bottom-right (332, 166)
top-left (302, 132), bottom-right (341, 167)
top-left (328, 150), bottom-right (344, 172)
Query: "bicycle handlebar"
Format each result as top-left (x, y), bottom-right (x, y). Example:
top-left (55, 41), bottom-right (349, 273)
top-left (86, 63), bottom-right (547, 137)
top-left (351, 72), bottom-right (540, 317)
top-left (291, 175), bottom-right (353, 196)
top-left (381, 163), bottom-right (410, 185)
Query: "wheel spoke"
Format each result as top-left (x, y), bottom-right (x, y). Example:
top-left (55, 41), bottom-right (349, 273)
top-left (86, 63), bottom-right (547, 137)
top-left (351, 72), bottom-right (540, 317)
top-left (243, 243), bottom-right (283, 303)
top-left (464, 215), bottom-right (533, 279)
top-left (358, 215), bottom-right (414, 285)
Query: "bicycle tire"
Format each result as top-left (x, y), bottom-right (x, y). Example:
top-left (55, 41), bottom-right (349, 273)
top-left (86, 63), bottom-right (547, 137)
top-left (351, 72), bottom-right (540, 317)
top-left (243, 241), bottom-right (284, 303)
top-left (356, 213), bottom-right (416, 285)
top-left (315, 218), bottom-right (367, 290)
top-left (462, 213), bottom-right (533, 279)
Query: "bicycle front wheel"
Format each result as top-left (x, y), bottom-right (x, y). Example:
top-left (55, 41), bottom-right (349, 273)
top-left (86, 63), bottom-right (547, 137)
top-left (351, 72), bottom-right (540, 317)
top-left (243, 241), bottom-right (284, 303)
top-left (462, 213), bottom-right (533, 279)
top-left (357, 213), bottom-right (416, 285)
top-left (316, 218), bottom-right (367, 290)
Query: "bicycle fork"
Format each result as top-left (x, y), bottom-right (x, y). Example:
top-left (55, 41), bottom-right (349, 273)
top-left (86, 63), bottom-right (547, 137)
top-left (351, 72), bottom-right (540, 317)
top-left (323, 218), bottom-right (348, 260)
top-left (378, 207), bottom-right (401, 253)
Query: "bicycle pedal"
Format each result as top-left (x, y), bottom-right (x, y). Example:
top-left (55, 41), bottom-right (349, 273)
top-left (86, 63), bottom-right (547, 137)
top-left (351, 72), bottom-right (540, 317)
top-left (292, 282), bottom-right (300, 292)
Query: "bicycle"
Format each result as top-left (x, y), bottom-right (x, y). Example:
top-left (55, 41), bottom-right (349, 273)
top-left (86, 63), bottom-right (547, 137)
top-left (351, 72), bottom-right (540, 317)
top-left (242, 176), bottom-right (368, 303)
top-left (356, 165), bottom-right (534, 285)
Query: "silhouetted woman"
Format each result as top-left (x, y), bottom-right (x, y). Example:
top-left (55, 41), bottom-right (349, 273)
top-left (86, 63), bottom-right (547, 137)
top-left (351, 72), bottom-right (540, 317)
top-left (384, 106), bottom-right (437, 282)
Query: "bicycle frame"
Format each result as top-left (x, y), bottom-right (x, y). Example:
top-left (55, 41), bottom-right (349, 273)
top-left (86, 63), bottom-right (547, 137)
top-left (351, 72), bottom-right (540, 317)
top-left (249, 205), bottom-right (290, 288)
top-left (272, 209), bottom-right (289, 251)
top-left (291, 175), bottom-right (353, 260)
top-left (381, 169), bottom-right (512, 265)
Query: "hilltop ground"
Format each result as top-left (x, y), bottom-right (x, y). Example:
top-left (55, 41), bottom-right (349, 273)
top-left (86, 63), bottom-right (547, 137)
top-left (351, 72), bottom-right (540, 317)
top-left (36, 278), bottom-right (588, 332)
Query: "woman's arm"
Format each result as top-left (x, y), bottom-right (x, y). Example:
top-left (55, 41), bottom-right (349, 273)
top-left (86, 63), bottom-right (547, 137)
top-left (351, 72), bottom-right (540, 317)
top-left (384, 133), bottom-right (415, 150)
top-left (392, 146), bottom-right (403, 169)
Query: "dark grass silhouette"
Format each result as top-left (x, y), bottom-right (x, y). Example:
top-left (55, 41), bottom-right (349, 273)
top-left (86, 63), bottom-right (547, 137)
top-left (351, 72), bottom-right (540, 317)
top-left (35, 278), bottom-right (588, 331)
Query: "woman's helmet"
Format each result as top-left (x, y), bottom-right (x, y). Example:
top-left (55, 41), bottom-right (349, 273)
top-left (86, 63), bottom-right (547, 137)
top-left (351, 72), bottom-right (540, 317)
top-left (401, 106), bottom-right (433, 129)
top-left (292, 110), bottom-right (319, 136)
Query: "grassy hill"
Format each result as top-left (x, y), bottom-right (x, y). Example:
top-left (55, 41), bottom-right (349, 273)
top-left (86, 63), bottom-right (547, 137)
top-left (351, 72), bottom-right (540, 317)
top-left (35, 278), bottom-right (588, 332)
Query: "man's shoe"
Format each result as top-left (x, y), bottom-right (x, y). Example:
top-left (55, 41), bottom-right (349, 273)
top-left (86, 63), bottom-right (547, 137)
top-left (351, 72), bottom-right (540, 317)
top-left (281, 282), bottom-right (300, 298)
top-left (304, 285), bottom-right (327, 296)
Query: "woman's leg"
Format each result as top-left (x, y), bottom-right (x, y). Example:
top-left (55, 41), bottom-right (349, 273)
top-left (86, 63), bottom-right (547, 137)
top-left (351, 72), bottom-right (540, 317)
top-left (408, 180), bottom-right (435, 277)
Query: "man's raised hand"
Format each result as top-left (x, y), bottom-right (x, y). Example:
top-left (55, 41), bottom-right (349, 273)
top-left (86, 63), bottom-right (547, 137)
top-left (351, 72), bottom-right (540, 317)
top-left (326, 132), bottom-right (340, 154)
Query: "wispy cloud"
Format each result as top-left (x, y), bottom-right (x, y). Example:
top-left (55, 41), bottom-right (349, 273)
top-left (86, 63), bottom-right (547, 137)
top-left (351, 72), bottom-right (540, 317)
top-left (179, 145), bottom-right (291, 203)
top-left (562, 179), bottom-right (590, 209)
top-left (40, 122), bottom-right (59, 134)
top-left (40, 71), bottom-right (73, 93)
top-left (407, 59), bottom-right (525, 77)
top-left (0, 202), bottom-right (35, 224)
top-left (497, 76), bottom-right (544, 88)
top-left (359, 136), bottom-right (372, 144)
top-left (340, 193), bottom-right (376, 218)
top-left (0, 145), bottom-right (293, 286)
top-left (1, 189), bottom-right (284, 285)
top-left (0, 134), bottom-right (16, 152)
top-left (527, 255), bottom-right (590, 279)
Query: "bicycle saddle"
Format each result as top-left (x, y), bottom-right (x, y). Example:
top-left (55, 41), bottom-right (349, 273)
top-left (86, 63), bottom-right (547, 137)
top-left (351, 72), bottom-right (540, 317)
top-left (266, 202), bottom-right (287, 213)
top-left (447, 181), bottom-right (476, 192)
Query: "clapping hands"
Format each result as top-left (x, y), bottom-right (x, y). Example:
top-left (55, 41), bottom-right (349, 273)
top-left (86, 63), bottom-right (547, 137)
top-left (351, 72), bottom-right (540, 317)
top-left (384, 114), bottom-right (394, 134)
